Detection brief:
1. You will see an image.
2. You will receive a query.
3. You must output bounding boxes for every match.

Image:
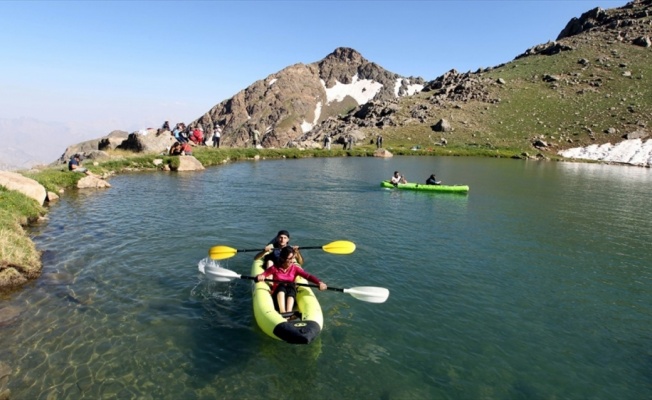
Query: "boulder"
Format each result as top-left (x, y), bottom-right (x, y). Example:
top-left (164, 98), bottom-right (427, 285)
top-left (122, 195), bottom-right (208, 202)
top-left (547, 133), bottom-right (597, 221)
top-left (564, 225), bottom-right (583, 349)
top-left (432, 118), bottom-right (452, 132)
top-left (76, 175), bottom-right (112, 189)
top-left (622, 129), bottom-right (648, 140)
top-left (171, 156), bottom-right (205, 171)
top-left (56, 130), bottom-right (129, 165)
top-left (98, 130), bottom-right (130, 151)
top-left (47, 191), bottom-right (59, 202)
top-left (118, 131), bottom-right (177, 154)
top-left (374, 149), bottom-right (393, 158)
top-left (0, 171), bottom-right (47, 205)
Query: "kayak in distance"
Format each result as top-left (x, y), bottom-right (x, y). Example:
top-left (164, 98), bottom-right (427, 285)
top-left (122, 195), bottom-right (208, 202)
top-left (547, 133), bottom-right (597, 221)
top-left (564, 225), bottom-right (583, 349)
top-left (380, 180), bottom-right (469, 193)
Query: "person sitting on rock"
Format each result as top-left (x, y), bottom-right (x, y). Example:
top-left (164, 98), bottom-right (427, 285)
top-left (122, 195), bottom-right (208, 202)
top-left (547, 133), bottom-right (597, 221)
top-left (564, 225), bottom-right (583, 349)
top-left (169, 142), bottom-right (183, 156)
top-left (190, 127), bottom-right (203, 145)
top-left (68, 154), bottom-right (88, 174)
top-left (180, 142), bottom-right (193, 156)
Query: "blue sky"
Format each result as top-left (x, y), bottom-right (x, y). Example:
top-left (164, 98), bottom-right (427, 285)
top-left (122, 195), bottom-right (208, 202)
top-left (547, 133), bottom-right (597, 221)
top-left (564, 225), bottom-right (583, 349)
top-left (0, 0), bottom-right (628, 164)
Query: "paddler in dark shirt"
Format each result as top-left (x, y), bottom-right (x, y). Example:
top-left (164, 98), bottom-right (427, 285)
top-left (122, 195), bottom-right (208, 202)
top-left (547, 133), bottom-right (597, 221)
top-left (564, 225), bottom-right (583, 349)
top-left (254, 230), bottom-right (303, 269)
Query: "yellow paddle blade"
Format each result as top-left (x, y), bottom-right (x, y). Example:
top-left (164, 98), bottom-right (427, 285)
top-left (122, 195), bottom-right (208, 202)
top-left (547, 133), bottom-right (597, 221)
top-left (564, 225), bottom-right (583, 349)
top-left (208, 245), bottom-right (238, 260)
top-left (322, 240), bottom-right (356, 255)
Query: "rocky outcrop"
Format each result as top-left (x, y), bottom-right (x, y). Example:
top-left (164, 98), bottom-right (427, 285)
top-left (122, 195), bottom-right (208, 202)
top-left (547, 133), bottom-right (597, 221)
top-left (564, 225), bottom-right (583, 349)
top-left (56, 130), bottom-right (129, 165)
top-left (118, 130), bottom-right (176, 154)
top-left (0, 171), bottom-right (46, 205)
top-left (191, 47), bottom-right (424, 149)
top-left (99, 130), bottom-right (130, 151)
top-left (518, 0), bottom-right (652, 58)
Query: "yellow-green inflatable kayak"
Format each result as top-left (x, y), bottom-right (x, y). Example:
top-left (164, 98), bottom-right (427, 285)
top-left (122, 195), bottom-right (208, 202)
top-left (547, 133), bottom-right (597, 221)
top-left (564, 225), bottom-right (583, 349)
top-left (381, 180), bottom-right (469, 193)
top-left (251, 258), bottom-right (323, 344)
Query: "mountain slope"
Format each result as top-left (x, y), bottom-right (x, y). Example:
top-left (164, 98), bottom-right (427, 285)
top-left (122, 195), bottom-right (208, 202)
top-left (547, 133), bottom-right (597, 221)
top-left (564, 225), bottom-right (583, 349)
top-left (188, 0), bottom-right (651, 158)
top-left (191, 47), bottom-right (424, 148)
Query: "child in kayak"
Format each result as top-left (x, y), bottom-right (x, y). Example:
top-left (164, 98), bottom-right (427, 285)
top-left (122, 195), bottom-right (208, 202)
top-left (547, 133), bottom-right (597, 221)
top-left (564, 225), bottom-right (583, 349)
top-left (256, 246), bottom-right (327, 316)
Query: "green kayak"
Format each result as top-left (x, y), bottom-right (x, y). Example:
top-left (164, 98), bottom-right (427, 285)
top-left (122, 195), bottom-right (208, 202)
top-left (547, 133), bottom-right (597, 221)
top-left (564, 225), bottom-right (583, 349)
top-left (380, 180), bottom-right (469, 193)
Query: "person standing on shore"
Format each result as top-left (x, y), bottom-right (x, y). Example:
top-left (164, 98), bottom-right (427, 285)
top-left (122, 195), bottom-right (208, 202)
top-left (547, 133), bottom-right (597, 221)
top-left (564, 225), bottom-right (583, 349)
top-left (212, 123), bottom-right (221, 148)
top-left (252, 128), bottom-right (260, 148)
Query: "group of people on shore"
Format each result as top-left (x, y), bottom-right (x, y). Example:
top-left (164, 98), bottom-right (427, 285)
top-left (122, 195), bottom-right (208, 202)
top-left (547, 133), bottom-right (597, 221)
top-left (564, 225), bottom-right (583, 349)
top-left (159, 120), bottom-right (225, 156)
top-left (162, 120), bottom-right (266, 152)
top-left (390, 171), bottom-right (442, 185)
top-left (253, 230), bottom-right (327, 317)
top-left (167, 122), bottom-right (206, 146)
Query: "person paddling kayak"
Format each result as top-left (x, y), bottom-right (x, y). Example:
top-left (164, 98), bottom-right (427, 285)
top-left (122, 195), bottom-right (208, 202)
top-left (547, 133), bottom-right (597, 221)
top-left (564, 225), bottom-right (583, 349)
top-left (390, 171), bottom-right (407, 186)
top-left (426, 174), bottom-right (441, 185)
top-left (254, 230), bottom-right (304, 269)
top-left (256, 247), bottom-right (327, 316)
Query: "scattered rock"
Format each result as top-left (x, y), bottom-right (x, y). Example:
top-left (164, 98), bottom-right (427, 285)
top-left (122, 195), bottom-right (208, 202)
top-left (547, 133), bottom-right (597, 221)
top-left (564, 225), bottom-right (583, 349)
top-left (622, 129), bottom-right (648, 140)
top-left (432, 119), bottom-right (452, 132)
top-left (76, 175), bottom-right (112, 189)
top-left (0, 171), bottom-right (47, 205)
top-left (171, 156), bottom-right (205, 171)
top-left (373, 149), bottom-right (393, 158)
top-left (633, 36), bottom-right (651, 47)
top-left (0, 306), bottom-right (22, 327)
top-left (47, 191), bottom-right (59, 202)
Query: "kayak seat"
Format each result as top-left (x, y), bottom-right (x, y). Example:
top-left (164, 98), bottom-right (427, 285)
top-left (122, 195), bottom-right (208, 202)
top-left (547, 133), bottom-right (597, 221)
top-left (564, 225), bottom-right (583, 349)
top-left (281, 311), bottom-right (302, 320)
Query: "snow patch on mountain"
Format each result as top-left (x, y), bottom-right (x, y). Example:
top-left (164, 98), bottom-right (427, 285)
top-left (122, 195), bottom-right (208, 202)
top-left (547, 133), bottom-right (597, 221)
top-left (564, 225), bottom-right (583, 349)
top-left (559, 139), bottom-right (652, 167)
top-left (322, 74), bottom-right (383, 105)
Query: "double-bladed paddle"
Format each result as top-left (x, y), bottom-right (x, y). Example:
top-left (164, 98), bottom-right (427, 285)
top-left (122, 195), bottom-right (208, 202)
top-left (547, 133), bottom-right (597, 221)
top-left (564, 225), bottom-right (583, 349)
top-left (202, 265), bottom-right (389, 304)
top-left (208, 240), bottom-right (356, 260)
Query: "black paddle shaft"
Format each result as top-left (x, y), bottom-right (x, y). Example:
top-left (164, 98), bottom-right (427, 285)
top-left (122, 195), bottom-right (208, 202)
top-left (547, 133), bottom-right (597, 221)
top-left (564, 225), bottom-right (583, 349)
top-left (243, 275), bottom-right (344, 292)
top-left (236, 246), bottom-right (322, 253)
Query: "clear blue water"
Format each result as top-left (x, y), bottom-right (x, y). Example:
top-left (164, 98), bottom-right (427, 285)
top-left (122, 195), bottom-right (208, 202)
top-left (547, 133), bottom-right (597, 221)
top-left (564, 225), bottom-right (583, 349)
top-left (2, 156), bottom-right (652, 399)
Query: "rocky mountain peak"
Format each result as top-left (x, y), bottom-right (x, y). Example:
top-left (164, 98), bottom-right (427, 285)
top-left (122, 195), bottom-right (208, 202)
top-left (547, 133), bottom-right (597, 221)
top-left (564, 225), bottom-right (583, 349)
top-left (191, 47), bottom-right (424, 149)
top-left (323, 47), bottom-right (366, 64)
top-left (557, 0), bottom-right (652, 40)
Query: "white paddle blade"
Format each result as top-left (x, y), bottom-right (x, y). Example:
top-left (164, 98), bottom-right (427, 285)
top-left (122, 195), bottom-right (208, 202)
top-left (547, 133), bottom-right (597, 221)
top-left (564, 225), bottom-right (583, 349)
top-left (204, 266), bottom-right (241, 282)
top-left (343, 287), bottom-right (390, 303)
top-left (198, 258), bottom-right (221, 275)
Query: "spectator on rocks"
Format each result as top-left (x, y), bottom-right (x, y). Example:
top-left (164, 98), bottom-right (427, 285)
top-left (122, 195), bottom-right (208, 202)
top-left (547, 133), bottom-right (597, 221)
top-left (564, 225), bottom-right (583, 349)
top-left (376, 134), bottom-right (383, 149)
top-left (213, 124), bottom-right (222, 148)
top-left (169, 142), bottom-right (183, 156)
top-left (190, 127), bottom-right (204, 145)
top-left (172, 125), bottom-right (183, 143)
top-left (251, 128), bottom-right (260, 148)
top-left (180, 142), bottom-right (193, 156)
top-left (157, 120), bottom-right (170, 136)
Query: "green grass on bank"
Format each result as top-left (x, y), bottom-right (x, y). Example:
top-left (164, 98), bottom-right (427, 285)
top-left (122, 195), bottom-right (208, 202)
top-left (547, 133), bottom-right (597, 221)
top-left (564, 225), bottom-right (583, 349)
top-left (0, 186), bottom-right (44, 287)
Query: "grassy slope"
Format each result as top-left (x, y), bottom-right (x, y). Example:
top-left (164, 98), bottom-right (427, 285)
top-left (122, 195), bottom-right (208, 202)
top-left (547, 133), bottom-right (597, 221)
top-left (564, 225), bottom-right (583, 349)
top-left (373, 37), bottom-right (652, 157)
